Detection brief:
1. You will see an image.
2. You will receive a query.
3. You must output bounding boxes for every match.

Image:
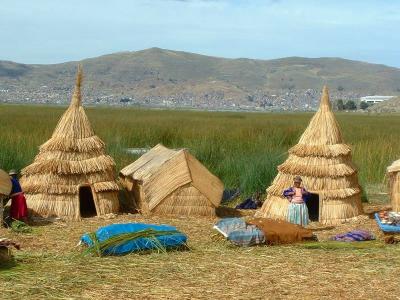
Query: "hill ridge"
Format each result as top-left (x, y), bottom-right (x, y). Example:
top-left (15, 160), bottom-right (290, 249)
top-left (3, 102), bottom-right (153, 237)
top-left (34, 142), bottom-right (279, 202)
top-left (0, 48), bottom-right (399, 110)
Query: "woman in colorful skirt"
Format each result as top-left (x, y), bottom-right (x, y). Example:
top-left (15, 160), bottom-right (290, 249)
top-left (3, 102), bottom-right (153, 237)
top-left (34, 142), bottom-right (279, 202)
top-left (283, 176), bottom-right (309, 226)
top-left (8, 170), bottom-right (28, 222)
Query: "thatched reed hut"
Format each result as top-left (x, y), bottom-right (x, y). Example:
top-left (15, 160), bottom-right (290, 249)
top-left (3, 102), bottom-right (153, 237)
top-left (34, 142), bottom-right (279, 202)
top-left (387, 160), bottom-right (400, 211)
top-left (119, 144), bottom-right (224, 216)
top-left (0, 169), bottom-right (12, 226)
top-left (257, 86), bottom-right (363, 224)
top-left (0, 169), bottom-right (11, 197)
top-left (20, 66), bottom-right (120, 220)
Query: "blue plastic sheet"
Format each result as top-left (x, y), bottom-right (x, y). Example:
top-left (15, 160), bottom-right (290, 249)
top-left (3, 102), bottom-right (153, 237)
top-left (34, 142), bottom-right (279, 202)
top-left (227, 226), bottom-right (265, 247)
top-left (213, 218), bottom-right (265, 246)
top-left (81, 223), bottom-right (187, 255)
top-left (375, 213), bottom-right (400, 233)
top-left (213, 218), bottom-right (247, 237)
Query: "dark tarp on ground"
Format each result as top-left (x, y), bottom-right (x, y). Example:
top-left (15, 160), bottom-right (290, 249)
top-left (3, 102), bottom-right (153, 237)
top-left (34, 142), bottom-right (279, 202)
top-left (235, 198), bottom-right (258, 209)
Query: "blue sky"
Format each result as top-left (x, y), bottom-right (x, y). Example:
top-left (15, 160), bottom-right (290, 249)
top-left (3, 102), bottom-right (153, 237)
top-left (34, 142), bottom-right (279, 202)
top-left (1, 0), bottom-right (399, 66)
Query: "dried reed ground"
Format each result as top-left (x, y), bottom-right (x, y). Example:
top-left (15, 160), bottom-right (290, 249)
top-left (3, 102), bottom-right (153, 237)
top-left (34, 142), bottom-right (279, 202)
top-left (1, 208), bottom-right (399, 300)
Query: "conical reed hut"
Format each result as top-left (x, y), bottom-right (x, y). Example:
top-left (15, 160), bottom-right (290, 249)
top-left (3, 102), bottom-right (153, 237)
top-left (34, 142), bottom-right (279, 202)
top-left (119, 144), bottom-right (224, 216)
top-left (387, 160), bottom-right (400, 211)
top-left (257, 86), bottom-right (363, 224)
top-left (20, 66), bottom-right (120, 220)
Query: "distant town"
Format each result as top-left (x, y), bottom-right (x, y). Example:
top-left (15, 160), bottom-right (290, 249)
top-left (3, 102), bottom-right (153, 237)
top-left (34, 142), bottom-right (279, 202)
top-left (0, 85), bottom-right (393, 111)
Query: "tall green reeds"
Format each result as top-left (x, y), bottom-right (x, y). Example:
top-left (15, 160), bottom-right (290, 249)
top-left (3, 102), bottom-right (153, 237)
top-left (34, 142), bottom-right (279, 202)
top-left (0, 104), bottom-right (399, 199)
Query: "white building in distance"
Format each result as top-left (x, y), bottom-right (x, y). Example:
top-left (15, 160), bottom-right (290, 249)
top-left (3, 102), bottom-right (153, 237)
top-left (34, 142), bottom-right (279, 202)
top-left (360, 95), bottom-right (396, 104)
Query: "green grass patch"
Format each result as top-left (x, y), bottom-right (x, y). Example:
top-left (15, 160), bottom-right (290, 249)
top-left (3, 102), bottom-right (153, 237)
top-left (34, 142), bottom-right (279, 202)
top-left (300, 240), bottom-right (385, 250)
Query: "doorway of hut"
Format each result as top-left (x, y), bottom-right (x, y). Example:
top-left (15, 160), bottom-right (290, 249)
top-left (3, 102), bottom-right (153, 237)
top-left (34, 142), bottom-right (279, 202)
top-left (79, 186), bottom-right (97, 218)
top-left (306, 193), bottom-right (319, 222)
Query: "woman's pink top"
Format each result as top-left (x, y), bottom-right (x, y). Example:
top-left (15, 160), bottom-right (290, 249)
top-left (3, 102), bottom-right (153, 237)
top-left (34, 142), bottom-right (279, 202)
top-left (291, 188), bottom-right (304, 204)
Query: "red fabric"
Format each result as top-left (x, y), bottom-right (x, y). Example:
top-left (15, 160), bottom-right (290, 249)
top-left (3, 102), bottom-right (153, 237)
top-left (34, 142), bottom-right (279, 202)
top-left (10, 193), bottom-right (28, 220)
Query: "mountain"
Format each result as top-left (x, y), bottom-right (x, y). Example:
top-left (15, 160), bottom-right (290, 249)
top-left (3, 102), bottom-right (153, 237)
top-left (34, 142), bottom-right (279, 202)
top-left (368, 96), bottom-right (400, 113)
top-left (1, 48), bottom-right (399, 110)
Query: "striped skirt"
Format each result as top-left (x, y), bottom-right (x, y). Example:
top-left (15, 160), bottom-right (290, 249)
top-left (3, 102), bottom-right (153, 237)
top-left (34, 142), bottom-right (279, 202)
top-left (287, 202), bottom-right (309, 226)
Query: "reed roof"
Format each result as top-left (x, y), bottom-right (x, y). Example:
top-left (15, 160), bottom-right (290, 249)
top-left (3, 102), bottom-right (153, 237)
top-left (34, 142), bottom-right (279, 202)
top-left (120, 144), bottom-right (178, 181)
top-left (387, 159), bottom-right (400, 174)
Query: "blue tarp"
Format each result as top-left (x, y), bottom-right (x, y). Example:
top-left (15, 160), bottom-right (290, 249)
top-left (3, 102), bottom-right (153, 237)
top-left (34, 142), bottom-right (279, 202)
top-left (81, 223), bottom-right (187, 255)
top-left (227, 226), bottom-right (265, 247)
top-left (213, 218), bottom-right (265, 246)
top-left (375, 213), bottom-right (400, 233)
top-left (213, 218), bottom-right (247, 237)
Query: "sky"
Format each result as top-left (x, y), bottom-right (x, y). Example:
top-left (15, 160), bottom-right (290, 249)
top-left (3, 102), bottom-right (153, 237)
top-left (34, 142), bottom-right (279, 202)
top-left (1, 0), bottom-right (399, 67)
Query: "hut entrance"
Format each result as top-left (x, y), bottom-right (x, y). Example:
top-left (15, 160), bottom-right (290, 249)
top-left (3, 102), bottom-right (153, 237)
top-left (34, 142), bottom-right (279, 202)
top-left (306, 193), bottom-right (319, 221)
top-left (79, 186), bottom-right (97, 218)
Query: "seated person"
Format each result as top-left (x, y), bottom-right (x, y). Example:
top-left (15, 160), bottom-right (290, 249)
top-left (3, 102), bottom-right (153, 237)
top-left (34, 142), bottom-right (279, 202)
top-left (7, 170), bottom-right (28, 223)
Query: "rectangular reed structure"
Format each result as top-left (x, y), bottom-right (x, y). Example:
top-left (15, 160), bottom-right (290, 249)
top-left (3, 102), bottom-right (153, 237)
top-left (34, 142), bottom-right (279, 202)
top-left (119, 144), bottom-right (223, 217)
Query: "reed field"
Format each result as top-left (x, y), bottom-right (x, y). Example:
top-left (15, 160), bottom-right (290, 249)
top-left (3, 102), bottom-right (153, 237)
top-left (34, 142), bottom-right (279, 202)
top-left (0, 104), bottom-right (398, 200)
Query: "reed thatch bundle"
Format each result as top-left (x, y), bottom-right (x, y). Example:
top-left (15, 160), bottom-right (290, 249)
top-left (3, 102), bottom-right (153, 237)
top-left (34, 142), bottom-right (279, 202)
top-left (119, 144), bottom-right (224, 217)
top-left (0, 169), bottom-right (12, 226)
top-left (387, 159), bottom-right (400, 211)
top-left (0, 169), bottom-right (11, 196)
top-left (257, 86), bottom-right (363, 224)
top-left (20, 66), bottom-right (119, 220)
